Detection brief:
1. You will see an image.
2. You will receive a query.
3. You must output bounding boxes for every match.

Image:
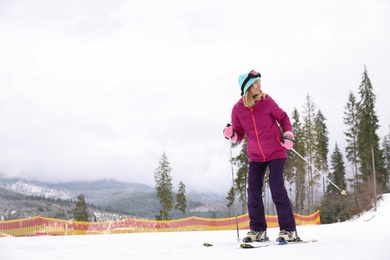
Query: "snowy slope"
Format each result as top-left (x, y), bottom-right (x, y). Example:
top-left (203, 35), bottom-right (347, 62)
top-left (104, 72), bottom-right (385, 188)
top-left (1, 194), bottom-right (389, 260)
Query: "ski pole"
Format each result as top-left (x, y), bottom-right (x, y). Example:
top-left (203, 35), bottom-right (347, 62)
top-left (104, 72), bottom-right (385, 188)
top-left (290, 148), bottom-right (347, 196)
top-left (229, 138), bottom-right (241, 242)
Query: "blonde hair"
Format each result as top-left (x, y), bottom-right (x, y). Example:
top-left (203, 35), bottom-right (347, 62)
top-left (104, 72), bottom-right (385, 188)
top-left (243, 85), bottom-right (266, 108)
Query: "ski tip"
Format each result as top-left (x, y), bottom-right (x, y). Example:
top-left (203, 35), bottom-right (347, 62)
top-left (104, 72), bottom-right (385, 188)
top-left (278, 241), bottom-right (288, 245)
top-left (240, 243), bottom-right (254, 249)
top-left (203, 243), bottom-right (213, 247)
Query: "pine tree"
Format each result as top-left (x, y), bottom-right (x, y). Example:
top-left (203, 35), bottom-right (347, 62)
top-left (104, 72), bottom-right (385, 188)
top-left (74, 194), bottom-right (89, 222)
top-left (285, 108), bottom-right (306, 214)
top-left (320, 143), bottom-right (350, 223)
top-left (327, 143), bottom-right (347, 195)
top-left (383, 127), bottom-right (390, 170)
top-left (314, 109), bottom-right (329, 195)
top-left (175, 181), bottom-right (187, 215)
top-left (343, 91), bottom-right (361, 207)
top-left (226, 186), bottom-right (235, 218)
top-left (382, 127), bottom-right (390, 191)
top-left (154, 152), bottom-right (174, 220)
top-left (302, 93), bottom-right (319, 213)
top-left (356, 66), bottom-right (387, 191)
top-left (232, 137), bottom-right (249, 214)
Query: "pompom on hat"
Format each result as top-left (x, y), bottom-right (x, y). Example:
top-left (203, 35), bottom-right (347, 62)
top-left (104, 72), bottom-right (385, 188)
top-left (238, 70), bottom-right (261, 96)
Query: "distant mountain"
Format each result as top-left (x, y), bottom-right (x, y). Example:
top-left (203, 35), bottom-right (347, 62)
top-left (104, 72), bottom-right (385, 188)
top-left (0, 177), bottom-right (73, 200)
top-left (44, 178), bottom-right (155, 204)
top-left (0, 176), bottom-right (228, 221)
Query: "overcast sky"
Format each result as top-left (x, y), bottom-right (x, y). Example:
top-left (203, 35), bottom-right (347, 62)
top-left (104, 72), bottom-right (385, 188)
top-left (0, 0), bottom-right (389, 194)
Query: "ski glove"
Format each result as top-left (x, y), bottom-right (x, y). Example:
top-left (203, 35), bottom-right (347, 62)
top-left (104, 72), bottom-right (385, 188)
top-left (281, 131), bottom-right (294, 150)
top-left (223, 123), bottom-right (237, 142)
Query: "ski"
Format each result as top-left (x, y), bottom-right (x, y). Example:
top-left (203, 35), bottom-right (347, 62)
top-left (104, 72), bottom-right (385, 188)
top-left (240, 241), bottom-right (274, 249)
top-left (240, 239), bottom-right (318, 249)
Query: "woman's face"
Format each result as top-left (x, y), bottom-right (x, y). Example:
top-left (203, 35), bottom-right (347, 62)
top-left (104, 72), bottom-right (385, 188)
top-left (250, 79), bottom-right (261, 95)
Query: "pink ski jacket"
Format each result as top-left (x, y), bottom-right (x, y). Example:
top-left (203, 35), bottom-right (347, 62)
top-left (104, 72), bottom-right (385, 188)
top-left (231, 94), bottom-right (292, 162)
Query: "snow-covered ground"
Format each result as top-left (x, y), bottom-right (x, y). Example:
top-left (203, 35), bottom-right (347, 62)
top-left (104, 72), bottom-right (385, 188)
top-left (1, 194), bottom-right (390, 260)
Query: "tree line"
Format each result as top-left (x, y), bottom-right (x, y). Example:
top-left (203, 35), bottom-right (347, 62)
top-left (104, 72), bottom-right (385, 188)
top-left (226, 66), bottom-right (389, 223)
top-left (76, 66), bottom-right (388, 223)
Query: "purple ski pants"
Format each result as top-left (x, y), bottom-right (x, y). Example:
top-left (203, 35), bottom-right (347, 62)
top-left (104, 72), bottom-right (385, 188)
top-left (247, 158), bottom-right (296, 232)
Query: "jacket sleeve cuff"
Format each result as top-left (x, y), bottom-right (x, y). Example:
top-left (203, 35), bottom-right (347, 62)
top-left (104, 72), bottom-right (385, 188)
top-left (283, 131), bottom-right (294, 139)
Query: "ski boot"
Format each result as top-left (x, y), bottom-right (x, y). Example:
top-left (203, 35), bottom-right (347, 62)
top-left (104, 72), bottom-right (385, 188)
top-left (242, 230), bottom-right (269, 243)
top-left (276, 230), bottom-right (301, 242)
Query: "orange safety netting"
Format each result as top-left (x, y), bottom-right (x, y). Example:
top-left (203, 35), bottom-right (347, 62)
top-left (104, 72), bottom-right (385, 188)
top-left (0, 211), bottom-right (320, 237)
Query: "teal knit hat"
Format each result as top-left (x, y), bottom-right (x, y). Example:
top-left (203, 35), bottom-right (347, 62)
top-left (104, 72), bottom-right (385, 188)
top-left (238, 70), bottom-right (261, 96)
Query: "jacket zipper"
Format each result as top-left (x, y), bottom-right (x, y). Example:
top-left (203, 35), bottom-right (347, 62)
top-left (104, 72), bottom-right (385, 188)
top-left (250, 108), bottom-right (266, 162)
